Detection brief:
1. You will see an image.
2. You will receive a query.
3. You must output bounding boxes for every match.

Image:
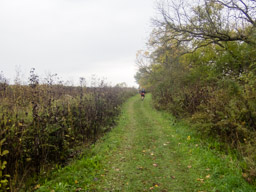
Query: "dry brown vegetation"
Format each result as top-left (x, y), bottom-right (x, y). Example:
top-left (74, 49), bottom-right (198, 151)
top-left (0, 69), bottom-right (136, 191)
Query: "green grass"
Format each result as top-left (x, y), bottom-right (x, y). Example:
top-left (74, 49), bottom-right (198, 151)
top-left (36, 94), bottom-right (255, 192)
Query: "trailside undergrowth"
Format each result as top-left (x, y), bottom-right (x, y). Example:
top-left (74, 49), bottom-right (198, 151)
top-left (135, 0), bottom-right (256, 180)
top-left (0, 69), bottom-right (137, 191)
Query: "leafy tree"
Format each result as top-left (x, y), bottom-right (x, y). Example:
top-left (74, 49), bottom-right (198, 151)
top-left (136, 0), bottom-right (256, 181)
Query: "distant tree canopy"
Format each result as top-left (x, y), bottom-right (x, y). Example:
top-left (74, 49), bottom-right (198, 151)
top-left (115, 82), bottom-right (128, 88)
top-left (135, 0), bottom-right (256, 180)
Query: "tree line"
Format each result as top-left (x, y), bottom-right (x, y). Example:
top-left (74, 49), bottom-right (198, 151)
top-left (135, 0), bottom-right (256, 183)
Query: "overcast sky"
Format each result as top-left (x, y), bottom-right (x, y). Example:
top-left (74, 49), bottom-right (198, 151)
top-left (0, 0), bottom-right (157, 87)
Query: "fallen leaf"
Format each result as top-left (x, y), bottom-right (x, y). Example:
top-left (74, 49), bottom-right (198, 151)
top-left (34, 184), bottom-right (40, 190)
top-left (242, 173), bottom-right (248, 178)
top-left (152, 182), bottom-right (159, 186)
top-left (187, 165), bottom-right (192, 169)
top-left (171, 176), bottom-right (176, 179)
top-left (196, 178), bottom-right (204, 183)
top-left (205, 175), bottom-right (210, 179)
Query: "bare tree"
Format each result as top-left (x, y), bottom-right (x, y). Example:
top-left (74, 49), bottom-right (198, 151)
top-left (154, 0), bottom-right (256, 52)
top-left (44, 72), bottom-right (58, 85)
top-left (0, 71), bottom-right (9, 97)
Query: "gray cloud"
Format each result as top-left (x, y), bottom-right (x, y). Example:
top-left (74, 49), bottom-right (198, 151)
top-left (0, 0), bottom-right (156, 86)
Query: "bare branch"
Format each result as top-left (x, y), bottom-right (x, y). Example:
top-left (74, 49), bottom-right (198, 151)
top-left (153, 0), bottom-right (256, 52)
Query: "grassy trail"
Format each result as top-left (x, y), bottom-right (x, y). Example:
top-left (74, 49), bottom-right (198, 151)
top-left (94, 94), bottom-right (198, 191)
top-left (37, 95), bottom-right (255, 192)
